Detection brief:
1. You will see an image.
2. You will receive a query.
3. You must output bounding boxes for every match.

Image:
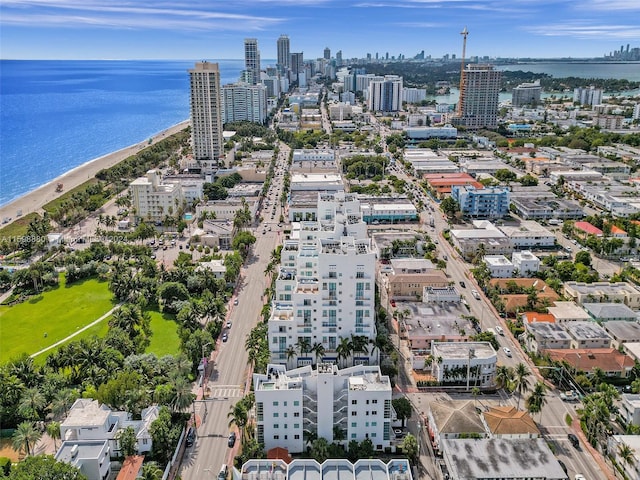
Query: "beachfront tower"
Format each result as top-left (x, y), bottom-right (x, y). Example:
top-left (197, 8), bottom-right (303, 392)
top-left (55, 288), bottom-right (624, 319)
top-left (277, 35), bottom-right (290, 73)
top-left (454, 64), bottom-right (502, 129)
top-left (189, 61), bottom-right (224, 173)
top-left (244, 38), bottom-right (261, 85)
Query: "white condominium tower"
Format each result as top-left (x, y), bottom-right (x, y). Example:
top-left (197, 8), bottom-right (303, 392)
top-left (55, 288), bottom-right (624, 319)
top-left (244, 38), bottom-right (261, 85)
top-left (254, 363), bottom-right (393, 453)
top-left (277, 34), bottom-right (290, 72)
top-left (456, 64), bottom-right (502, 129)
top-left (368, 75), bottom-right (403, 113)
top-left (222, 83), bottom-right (267, 124)
top-left (188, 61), bottom-right (224, 172)
top-left (268, 192), bottom-right (378, 368)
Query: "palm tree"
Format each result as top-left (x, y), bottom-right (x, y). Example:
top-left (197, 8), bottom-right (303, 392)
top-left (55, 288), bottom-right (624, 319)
top-left (285, 346), bottom-right (297, 369)
top-left (141, 462), bottom-right (164, 480)
top-left (336, 336), bottom-right (353, 368)
top-left (618, 443), bottom-right (636, 470)
top-left (169, 377), bottom-right (195, 413)
top-left (46, 421), bottom-right (61, 451)
top-left (295, 337), bottom-right (312, 357)
top-left (228, 401), bottom-right (248, 441)
top-left (526, 381), bottom-right (548, 421)
top-left (311, 342), bottom-right (326, 365)
top-left (471, 387), bottom-right (481, 409)
top-left (513, 363), bottom-right (531, 410)
top-left (496, 365), bottom-right (514, 391)
top-left (18, 387), bottom-right (46, 421)
top-left (12, 421), bottom-right (42, 457)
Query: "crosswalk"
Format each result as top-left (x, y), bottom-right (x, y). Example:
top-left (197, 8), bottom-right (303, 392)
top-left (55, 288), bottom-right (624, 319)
top-left (205, 385), bottom-right (243, 399)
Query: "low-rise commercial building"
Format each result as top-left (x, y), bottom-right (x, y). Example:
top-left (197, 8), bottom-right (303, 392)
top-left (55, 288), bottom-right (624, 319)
top-left (499, 221), bottom-right (556, 249)
top-left (582, 302), bottom-right (639, 322)
top-left (564, 321), bottom-right (612, 349)
top-left (547, 301), bottom-right (592, 324)
top-left (603, 321), bottom-right (640, 349)
top-left (481, 406), bottom-right (540, 439)
top-left (511, 250), bottom-right (540, 276)
top-left (484, 255), bottom-right (514, 278)
top-left (426, 400), bottom-right (486, 455)
top-left (431, 342), bottom-right (497, 388)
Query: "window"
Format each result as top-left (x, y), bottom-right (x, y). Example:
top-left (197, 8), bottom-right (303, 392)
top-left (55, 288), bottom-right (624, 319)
top-left (372, 399), bottom-right (378, 404)
top-left (274, 435), bottom-right (279, 439)
top-left (294, 412), bottom-right (300, 417)
top-left (352, 400), bottom-right (357, 405)
top-left (293, 401), bottom-right (299, 406)
top-left (351, 422), bottom-right (357, 428)
top-left (351, 411), bottom-right (357, 416)
top-left (294, 424), bottom-right (299, 429)
top-left (372, 411), bottom-right (377, 415)
top-left (274, 413), bottom-right (279, 417)
top-left (294, 434), bottom-right (300, 439)
top-left (274, 424), bottom-right (279, 429)
top-left (284, 401), bottom-right (287, 406)
top-left (273, 401), bottom-right (279, 406)
top-left (372, 422), bottom-right (377, 426)
top-left (351, 433), bottom-right (357, 439)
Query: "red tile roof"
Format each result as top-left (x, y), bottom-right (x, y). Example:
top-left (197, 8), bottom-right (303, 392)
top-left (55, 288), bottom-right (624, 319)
top-left (116, 456), bottom-right (144, 480)
top-left (611, 225), bottom-right (628, 235)
top-left (522, 312), bottom-right (555, 324)
top-left (546, 348), bottom-right (635, 375)
top-left (574, 221), bottom-right (603, 236)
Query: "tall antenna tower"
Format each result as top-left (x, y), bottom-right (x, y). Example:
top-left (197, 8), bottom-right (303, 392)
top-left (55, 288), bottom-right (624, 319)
top-left (457, 27), bottom-right (469, 117)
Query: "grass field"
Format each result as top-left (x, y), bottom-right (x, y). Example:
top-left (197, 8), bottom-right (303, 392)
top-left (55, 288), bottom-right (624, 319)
top-left (0, 275), bottom-right (115, 363)
top-left (146, 310), bottom-right (181, 357)
top-left (0, 212), bottom-right (40, 240)
top-left (41, 178), bottom-right (101, 214)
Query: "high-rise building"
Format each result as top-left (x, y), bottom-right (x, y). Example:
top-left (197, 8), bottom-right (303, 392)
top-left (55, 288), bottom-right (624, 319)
top-left (512, 80), bottom-right (542, 107)
top-left (290, 52), bottom-right (304, 85)
top-left (188, 61), bottom-right (224, 171)
top-left (574, 86), bottom-right (603, 107)
top-left (244, 38), bottom-right (261, 85)
top-left (254, 363), bottom-right (393, 453)
top-left (336, 50), bottom-right (343, 66)
top-left (368, 75), bottom-right (403, 112)
top-left (323, 47), bottom-right (331, 60)
top-left (222, 83), bottom-right (267, 124)
top-left (277, 34), bottom-right (290, 72)
top-left (456, 64), bottom-right (502, 129)
top-left (267, 192), bottom-right (378, 368)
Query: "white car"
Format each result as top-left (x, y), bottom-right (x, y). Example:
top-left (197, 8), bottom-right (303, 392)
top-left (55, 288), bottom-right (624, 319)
top-left (503, 347), bottom-right (512, 357)
top-left (574, 475), bottom-right (586, 480)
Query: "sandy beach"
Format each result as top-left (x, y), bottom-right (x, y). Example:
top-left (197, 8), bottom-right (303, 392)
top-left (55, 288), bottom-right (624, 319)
top-left (0, 120), bottom-right (190, 225)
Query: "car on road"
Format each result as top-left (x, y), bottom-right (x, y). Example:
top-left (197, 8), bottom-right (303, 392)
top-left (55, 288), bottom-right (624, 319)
top-left (560, 390), bottom-right (578, 402)
top-left (459, 281), bottom-right (466, 288)
top-left (222, 333), bottom-right (228, 342)
top-left (471, 289), bottom-right (481, 300)
top-left (495, 325), bottom-right (504, 336)
top-left (568, 433), bottom-right (580, 448)
top-left (226, 321), bottom-right (232, 329)
top-left (574, 475), bottom-right (586, 480)
top-left (502, 347), bottom-right (512, 357)
top-left (233, 298), bottom-right (239, 306)
top-left (186, 427), bottom-right (196, 447)
top-left (228, 431), bottom-right (236, 447)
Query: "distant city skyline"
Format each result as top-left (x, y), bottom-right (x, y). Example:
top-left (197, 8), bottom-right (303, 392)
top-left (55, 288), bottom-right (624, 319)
top-left (1, 0), bottom-right (639, 60)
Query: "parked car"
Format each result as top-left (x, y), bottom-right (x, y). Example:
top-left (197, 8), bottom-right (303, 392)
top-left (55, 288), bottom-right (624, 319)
top-left (495, 325), bottom-right (504, 336)
top-left (226, 321), bottom-right (232, 329)
top-left (233, 298), bottom-right (239, 306)
top-left (228, 431), bottom-right (237, 448)
top-left (222, 333), bottom-right (228, 342)
top-left (186, 427), bottom-right (196, 447)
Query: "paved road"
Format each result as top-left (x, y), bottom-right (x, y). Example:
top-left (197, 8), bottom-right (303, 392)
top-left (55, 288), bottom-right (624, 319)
top-left (180, 148), bottom-right (289, 480)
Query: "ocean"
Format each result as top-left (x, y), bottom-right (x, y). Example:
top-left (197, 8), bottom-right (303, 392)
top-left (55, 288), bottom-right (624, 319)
top-left (0, 59), bottom-right (244, 207)
top-left (1, 60), bottom-right (638, 207)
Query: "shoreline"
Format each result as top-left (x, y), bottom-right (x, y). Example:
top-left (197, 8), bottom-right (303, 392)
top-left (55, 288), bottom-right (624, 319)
top-left (0, 120), bottom-right (189, 224)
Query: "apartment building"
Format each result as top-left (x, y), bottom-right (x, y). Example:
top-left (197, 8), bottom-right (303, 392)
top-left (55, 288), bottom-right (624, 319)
top-left (368, 76), bottom-right (403, 113)
top-left (130, 170), bottom-right (184, 222)
top-left (451, 185), bottom-right (510, 219)
top-left (222, 83), bottom-right (267, 124)
top-left (188, 61), bottom-right (224, 172)
top-left (512, 80), bottom-right (542, 107)
top-left (574, 86), bottom-right (603, 106)
top-left (523, 322), bottom-right (571, 355)
top-left (244, 38), bottom-right (261, 85)
top-left (268, 193), bottom-right (377, 367)
top-left (563, 282), bottom-right (640, 308)
top-left (455, 64), bottom-right (502, 129)
top-left (253, 363), bottom-right (393, 454)
top-left (511, 251), bottom-right (540, 276)
top-left (483, 255), bottom-right (514, 278)
top-left (564, 321), bottom-right (612, 350)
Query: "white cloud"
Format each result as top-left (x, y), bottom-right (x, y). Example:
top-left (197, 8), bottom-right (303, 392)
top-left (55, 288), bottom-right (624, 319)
top-left (525, 23), bottom-right (640, 40)
top-left (581, 0), bottom-right (640, 10)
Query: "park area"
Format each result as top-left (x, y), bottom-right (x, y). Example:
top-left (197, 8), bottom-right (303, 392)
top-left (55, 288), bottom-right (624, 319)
top-left (0, 275), bottom-right (115, 363)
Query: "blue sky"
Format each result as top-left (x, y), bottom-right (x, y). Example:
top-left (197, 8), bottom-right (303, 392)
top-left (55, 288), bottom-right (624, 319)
top-left (1, 0), bottom-right (639, 60)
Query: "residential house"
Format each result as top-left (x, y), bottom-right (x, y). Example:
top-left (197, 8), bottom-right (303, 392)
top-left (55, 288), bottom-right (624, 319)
top-left (484, 255), bottom-right (514, 278)
top-left (573, 221), bottom-right (604, 239)
top-left (603, 321), bottom-right (640, 349)
top-left (426, 400), bottom-right (487, 455)
top-left (546, 348), bottom-right (635, 378)
top-left (481, 406), bottom-right (540, 439)
top-left (547, 301), bottom-right (592, 324)
top-left (511, 251), bottom-right (540, 276)
top-left (583, 303), bottom-right (639, 322)
top-left (382, 268), bottom-right (449, 301)
top-left (116, 456), bottom-right (145, 480)
top-left (564, 321), bottom-right (612, 349)
top-left (441, 438), bottom-right (568, 480)
top-left (488, 278), bottom-right (560, 314)
top-left (55, 440), bottom-right (111, 480)
top-left (523, 321), bottom-right (571, 355)
top-left (563, 282), bottom-right (640, 308)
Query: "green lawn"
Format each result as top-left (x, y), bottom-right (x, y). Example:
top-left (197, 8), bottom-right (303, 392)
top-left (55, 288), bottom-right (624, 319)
top-left (146, 310), bottom-right (181, 357)
top-left (0, 275), bottom-right (115, 362)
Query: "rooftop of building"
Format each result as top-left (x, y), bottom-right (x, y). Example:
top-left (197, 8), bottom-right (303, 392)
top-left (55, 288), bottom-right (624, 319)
top-left (240, 459), bottom-right (412, 480)
top-left (62, 399), bottom-right (111, 428)
top-left (398, 301), bottom-right (471, 339)
top-left (116, 456), bottom-right (145, 480)
top-left (546, 348), bottom-right (634, 372)
top-left (512, 250), bottom-right (540, 261)
top-left (429, 400), bottom-right (485, 436)
top-left (564, 281), bottom-right (640, 295)
top-left (622, 394), bottom-right (640, 408)
top-left (603, 321), bottom-right (640, 340)
top-left (526, 321), bottom-right (571, 340)
top-left (388, 258), bottom-right (435, 272)
top-left (56, 440), bottom-right (107, 463)
top-left (442, 438), bottom-right (566, 480)
top-left (523, 312), bottom-right (556, 324)
top-left (564, 321), bottom-right (610, 339)
top-left (484, 255), bottom-right (513, 267)
top-left (574, 221), bottom-right (603, 235)
top-left (498, 221), bottom-right (554, 237)
top-left (432, 341), bottom-right (496, 359)
top-left (583, 302), bottom-right (639, 320)
top-left (483, 406), bottom-right (540, 436)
